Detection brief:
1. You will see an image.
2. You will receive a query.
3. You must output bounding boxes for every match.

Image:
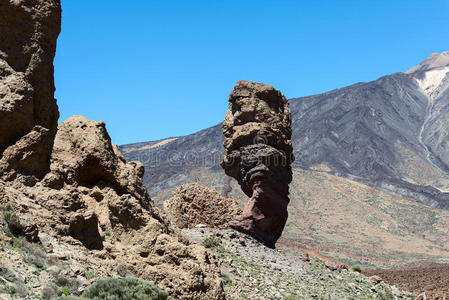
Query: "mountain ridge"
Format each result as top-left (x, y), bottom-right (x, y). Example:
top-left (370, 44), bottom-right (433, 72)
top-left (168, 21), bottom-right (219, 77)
top-left (121, 51), bottom-right (449, 210)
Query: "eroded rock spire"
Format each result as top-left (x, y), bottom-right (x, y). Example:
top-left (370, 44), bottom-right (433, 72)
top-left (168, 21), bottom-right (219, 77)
top-left (221, 80), bottom-right (294, 247)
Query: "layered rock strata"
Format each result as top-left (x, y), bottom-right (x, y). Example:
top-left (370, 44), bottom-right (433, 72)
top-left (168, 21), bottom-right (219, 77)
top-left (221, 80), bottom-right (294, 247)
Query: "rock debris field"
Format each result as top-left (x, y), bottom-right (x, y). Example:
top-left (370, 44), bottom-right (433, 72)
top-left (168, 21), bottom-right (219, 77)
top-left (183, 227), bottom-right (416, 300)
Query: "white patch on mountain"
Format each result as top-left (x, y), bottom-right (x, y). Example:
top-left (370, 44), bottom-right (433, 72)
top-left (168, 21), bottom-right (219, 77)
top-left (416, 66), bottom-right (449, 99)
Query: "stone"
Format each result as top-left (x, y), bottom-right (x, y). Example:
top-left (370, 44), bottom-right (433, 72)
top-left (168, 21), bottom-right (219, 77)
top-left (0, 126), bottom-right (53, 181)
top-left (0, 1), bottom-right (227, 298)
top-left (325, 261), bottom-right (338, 272)
top-left (108, 194), bottom-right (147, 230)
top-left (164, 183), bottom-right (241, 229)
top-left (221, 80), bottom-right (294, 247)
top-left (50, 116), bottom-right (151, 205)
top-left (0, 0), bottom-right (61, 180)
top-left (369, 275), bottom-right (383, 284)
top-left (68, 211), bottom-right (103, 250)
top-left (6, 213), bottom-right (39, 243)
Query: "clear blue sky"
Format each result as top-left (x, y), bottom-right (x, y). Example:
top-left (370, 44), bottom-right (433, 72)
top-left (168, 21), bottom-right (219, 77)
top-left (55, 0), bottom-right (449, 145)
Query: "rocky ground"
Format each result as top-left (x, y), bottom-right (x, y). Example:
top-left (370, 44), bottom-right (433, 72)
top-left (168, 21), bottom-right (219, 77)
top-left (0, 232), bottom-right (101, 299)
top-left (0, 218), bottom-right (418, 300)
top-left (183, 227), bottom-right (416, 300)
top-left (365, 263), bottom-right (449, 299)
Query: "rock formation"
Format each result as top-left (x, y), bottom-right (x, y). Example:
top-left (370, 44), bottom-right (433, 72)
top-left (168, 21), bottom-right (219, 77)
top-left (221, 80), bottom-right (294, 248)
top-left (0, 1), bottom-right (226, 299)
top-left (0, 0), bottom-right (61, 181)
top-left (48, 115), bottom-right (149, 202)
top-left (164, 183), bottom-right (241, 229)
top-left (0, 117), bottom-right (226, 298)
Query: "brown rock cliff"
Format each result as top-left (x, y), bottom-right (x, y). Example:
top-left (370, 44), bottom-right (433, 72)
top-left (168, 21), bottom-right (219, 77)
top-left (0, 1), bottom-right (226, 299)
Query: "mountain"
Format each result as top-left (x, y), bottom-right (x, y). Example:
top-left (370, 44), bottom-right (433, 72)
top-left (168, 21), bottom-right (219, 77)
top-left (121, 52), bottom-right (449, 209)
top-left (290, 51), bottom-right (449, 208)
top-left (120, 52), bottom-right (449, 267)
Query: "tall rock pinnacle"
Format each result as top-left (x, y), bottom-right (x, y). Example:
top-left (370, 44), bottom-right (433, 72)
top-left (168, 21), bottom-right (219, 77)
top-left (221, 80), bottom-right (294, 247)
top-left (0, 0), bottom-right (61, 180)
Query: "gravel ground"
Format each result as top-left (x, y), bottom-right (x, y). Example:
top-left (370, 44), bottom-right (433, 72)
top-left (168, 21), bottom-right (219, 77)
top-left (183, 227), bottom-right (416, 300)
top-left (365, 263), bottom-right (449, 300)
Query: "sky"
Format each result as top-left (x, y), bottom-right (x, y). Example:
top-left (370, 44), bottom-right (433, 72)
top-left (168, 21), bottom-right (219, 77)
top-left (54, 0), bottom-right (449, 145)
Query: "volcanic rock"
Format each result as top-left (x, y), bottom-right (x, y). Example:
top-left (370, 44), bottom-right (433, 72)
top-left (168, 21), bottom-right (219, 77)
top-left (67, 210), bottom-right (103, 250)
top-left (164, 183), bottom-right (241, 229)
top-left (0, 1), bottom-right (226, 298)
top-left (0, 0), bottom-right (60, 180)
top-left (221, 80), bottom-right (294, 247)
top-left (49, 116), bottom-right (149, 203)
top-left (6, 213), bottom-right (39, 243)
top-left (0, 114), bottom-right (227, 299)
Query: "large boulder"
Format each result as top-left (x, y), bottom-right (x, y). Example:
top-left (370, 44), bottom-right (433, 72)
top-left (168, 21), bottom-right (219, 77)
top-left (164, 183), bottom-right (241, 229)
top-left (221, 80), bottom-right (294, 247)
top-left (0, 0), bottom-right (61, 180)
top-left (48, 116), bottom-right (149, 204)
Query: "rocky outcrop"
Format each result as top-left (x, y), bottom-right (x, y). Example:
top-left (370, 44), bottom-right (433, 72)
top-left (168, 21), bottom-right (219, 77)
top-left (0, 0), bottom-right (60, 180)
top-left (0, 126), bottom-right (53, 183)
top-left (164, 183), bottom-right (241, 229)
top-left (48, 116), bottom-right (149, 203)
top-left (0, 1), bottom-right (226, 299)
top-left (0, 115), bottom-right (226, 299)
top-left (44, 117), bottom-right (225, 299)
top-left (221, 80), bottom-right (294, 247)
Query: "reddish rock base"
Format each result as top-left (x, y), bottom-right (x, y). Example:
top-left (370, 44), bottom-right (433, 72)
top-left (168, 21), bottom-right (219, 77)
top-left (229, 177), bottom-right (289, 248)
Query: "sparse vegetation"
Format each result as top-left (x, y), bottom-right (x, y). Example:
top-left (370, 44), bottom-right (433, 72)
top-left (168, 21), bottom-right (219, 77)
top-left (23, 243), bottom-right (48, 270)
top-left (221, 272), bottom-right (232, 286)
top-left (41, 284), bottom-right (59, 300)
top-left (201, 236), bottom-right (221, 248)
top-left (0, 205), bottom-right (13, 224)
top-left (85, 270), bottom-right (95, 280)
top-left (61, 286), bottom-right (71, 296)
top-left (0, 266), bottom-right (18, 282)
top-left (353, 265), bottom-right (362, 273)
top-left (81, 277), bottom-right (169, 300)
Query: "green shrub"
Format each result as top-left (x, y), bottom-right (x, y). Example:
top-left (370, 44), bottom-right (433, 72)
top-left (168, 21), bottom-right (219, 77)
top-left (82, 277), bottom-right (169, 300)
top-left (352, 265), bottom-right (362, 273)
top-left (0, 266), bottom-right (18, 282)
top-left (85, 270), bottom-right (95, 280)
top-left (61, 287), bottom-right (71, 296)
top-left (23, 242), bottom-right (48, 269)
top-left (41, 283), bottom-right (59, 300)
top-left (201, 236), bottom-right (221, 249)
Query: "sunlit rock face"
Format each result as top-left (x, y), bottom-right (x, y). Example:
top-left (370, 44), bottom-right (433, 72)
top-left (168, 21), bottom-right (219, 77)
top-left (221, 80), bottom-right (294, 247)
top-left (0, 0), bottom-right (61, 180)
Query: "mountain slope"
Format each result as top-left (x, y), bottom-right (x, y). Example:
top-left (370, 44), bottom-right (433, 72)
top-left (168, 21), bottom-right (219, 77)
top-left (120, 52), bottom-right (449, 267)
top-left (121, 52), bottom-right (449, 209)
